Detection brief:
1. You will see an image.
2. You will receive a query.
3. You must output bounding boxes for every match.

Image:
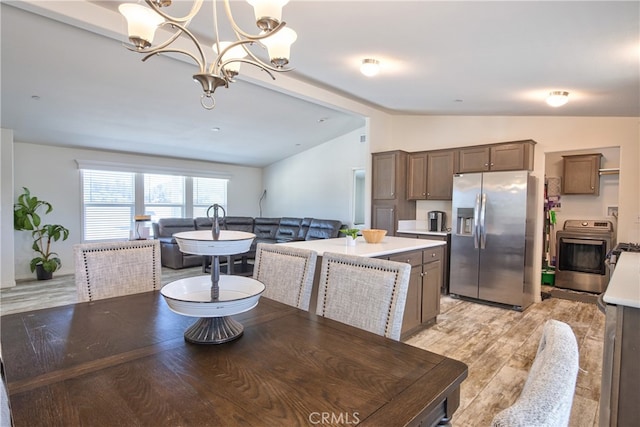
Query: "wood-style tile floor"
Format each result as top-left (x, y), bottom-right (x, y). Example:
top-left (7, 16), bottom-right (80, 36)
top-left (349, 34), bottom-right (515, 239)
top-left (405, 291), bottom-right (603, 427)
top-left (1, 272), bottom-right (603, 426)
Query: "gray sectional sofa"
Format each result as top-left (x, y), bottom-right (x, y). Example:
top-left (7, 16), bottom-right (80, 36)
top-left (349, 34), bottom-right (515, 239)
top-left (152, 216), bottom-right (343, 270)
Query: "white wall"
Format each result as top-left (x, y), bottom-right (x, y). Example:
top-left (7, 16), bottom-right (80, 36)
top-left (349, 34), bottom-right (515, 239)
top-left (10, 142), bottom-right (263, 280)
top-left (1, 130), bottom-right (16, 288)
top-left (263, 127), bottom-right (369, 226)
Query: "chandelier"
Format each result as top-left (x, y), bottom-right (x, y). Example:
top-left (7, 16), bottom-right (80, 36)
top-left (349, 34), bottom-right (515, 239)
top-left (119, 0), bottom-right (297, 109)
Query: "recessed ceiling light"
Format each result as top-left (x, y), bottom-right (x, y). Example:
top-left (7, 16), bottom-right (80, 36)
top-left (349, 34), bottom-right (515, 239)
top-left (31, 95), bottom-right (40, 101)
top-left (211, 127), bottom-right (220, 132)
top-left (317, 117), bottom-right (328, 123)
top-left (546, 91), bottom-right (569, 107)
top-left (360, 59), bottom-right (380, 77)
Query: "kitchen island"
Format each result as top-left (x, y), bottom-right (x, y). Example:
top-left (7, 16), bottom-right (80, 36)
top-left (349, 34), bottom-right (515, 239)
top-left (600, 252), bottom-right (640, 426)
top-left (278, 236), bottom-right (447, 338)
top-left (397, 220), bottom-right (452, 295)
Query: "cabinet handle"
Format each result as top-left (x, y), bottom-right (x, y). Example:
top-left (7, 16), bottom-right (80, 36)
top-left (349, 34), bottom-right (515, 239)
top-left (490, 162), bottom-right (494, 166)
top-left (431, 253), bottom-right (436, 257)
top-left (427, 192), bottom-right (430, 196)
top-left (484, 163), bottom-right (488, 167)
top-left (423, 192), bottom-right (426, 196)
top-left (420, 272), bottom-right (424, 277)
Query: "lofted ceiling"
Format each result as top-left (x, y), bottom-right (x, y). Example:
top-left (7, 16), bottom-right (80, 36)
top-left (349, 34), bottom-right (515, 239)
top-left (2, 1), bottom-right (638, 167)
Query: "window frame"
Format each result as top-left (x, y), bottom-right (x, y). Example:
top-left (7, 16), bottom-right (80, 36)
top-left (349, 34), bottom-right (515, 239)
top-left (78, 162), bottom-right (229, 242)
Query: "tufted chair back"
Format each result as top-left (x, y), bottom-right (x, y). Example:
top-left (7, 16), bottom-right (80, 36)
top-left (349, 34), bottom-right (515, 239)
top-left (74, 240), bottom-right (161, 302)
top-left (316, 252), bottom-right (410, 341)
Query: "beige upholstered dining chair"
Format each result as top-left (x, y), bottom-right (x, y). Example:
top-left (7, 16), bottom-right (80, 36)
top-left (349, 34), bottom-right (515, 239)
top-left (316, 252), bottom-right (411, 341)
top-left (491, 319), bottom-right (579, 427)
top-left (253, 243), bottom-right (318, 310)
top-left (74, 240), bottom-right (162, 302)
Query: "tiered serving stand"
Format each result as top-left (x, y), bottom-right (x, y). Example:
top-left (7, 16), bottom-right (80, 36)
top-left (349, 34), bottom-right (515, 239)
top-left (160, 230), bottom-right (263, 344)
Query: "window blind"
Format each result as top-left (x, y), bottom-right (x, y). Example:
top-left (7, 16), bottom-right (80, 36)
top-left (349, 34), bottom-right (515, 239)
top-left (82, 170), bottom-right (135, 241)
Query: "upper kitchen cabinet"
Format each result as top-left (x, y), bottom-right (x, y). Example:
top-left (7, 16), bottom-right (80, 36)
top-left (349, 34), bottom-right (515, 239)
top-left (372, 151), bottom-right (415, 235)
top-left (562, 153), bottom-right (602, 195)
top-left (407, 152), bottom-right (428, 200)
top-left (408, 150), bottom-right (457, 200)
top-left (457, 140), bottom-right (535, 173)
top-left (373, 151), bottom-right (401, 199)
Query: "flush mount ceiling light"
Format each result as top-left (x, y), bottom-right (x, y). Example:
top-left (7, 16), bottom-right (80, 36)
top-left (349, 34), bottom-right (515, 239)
top-left (119, 0), bottom-right (297, 110)
top-left (360, 58), bottom-right (380, 77)
top-left (546, 91), bottom-right (570, 107)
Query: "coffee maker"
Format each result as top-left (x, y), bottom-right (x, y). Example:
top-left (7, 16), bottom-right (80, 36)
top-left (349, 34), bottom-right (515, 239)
top-left (428, 211), bottom-right (446, 232)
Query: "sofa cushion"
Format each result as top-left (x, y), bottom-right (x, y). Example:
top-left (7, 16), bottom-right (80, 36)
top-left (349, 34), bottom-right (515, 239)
top-left (194, 217), bottom-right (213, 230)
top-left (275, 217), bottom-right (303, 242)
top-left (155, 218), bottom-right (196, 242)
top-left (298, 217), bottom-right (313, 240)
top-left (223, 216), bottom-right (255, 233)
top-left (305, 219), bottom-right (342, 240)
top-left (253, 218), bottom-right (280, 240)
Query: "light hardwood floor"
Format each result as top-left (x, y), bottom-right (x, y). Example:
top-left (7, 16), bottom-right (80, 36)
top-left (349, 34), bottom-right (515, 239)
top-left (406, 292), bottom-right (603, 427)
top-left (1, 271), bottom-right (603, 426)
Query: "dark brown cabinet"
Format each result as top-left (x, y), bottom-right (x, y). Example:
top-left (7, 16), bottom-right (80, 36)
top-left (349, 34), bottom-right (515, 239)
top-left (457, 146), bottom-right (490, 173)
top-left (600, 303), bottom-right (640, 426)
top-left (371, 151), bottom-right (415, 235)
top-left (407, 152), bottom-right (428, 200)
top-left (388, 246), bottom-right (443, 338)
top-left (372, 151), bottom-right (398, 200)
top-left (407, 150), bottom-right (456, 200)
top-left (562, 153), bottom-right (602, 195)
top-left (457, 140), bottom-right (535, 173)
top-left (396, 232), bottom-right (450, 296)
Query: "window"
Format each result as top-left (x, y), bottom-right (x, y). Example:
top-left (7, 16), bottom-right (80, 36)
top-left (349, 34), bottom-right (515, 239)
top-left (144, 174), bottom-right (185, 221)
top-left (82, 170), bottom-right (135, 241)
top-left (80, 168), bottom-right (228, 242)
top-left (193, 176), bottom-right (227, 218)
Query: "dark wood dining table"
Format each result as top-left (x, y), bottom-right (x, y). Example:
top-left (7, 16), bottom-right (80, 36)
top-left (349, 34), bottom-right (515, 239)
top-left (1, 291), bottom-right (467, 426)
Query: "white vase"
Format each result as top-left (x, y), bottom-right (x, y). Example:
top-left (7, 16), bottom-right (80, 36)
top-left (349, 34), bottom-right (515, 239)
top-left (346, 236), bottom-right (356, 246)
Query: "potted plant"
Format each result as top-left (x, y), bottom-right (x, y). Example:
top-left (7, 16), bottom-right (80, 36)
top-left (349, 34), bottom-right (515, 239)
top-left (341, 228), bottom-right (359, 246)
top-left (14, 187), bottom-right (70, 280)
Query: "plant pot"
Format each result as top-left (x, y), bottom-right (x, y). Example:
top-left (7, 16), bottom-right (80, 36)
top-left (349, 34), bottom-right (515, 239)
top-left (346, 236), bottom-right (357, 246)
top-left (35, 264), bottom-right (53, 280)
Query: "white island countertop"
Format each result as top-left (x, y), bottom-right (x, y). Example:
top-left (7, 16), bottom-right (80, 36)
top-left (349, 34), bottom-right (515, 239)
top-left (603, 252), bottom-right (640, 308)
top-left (277, 236), bottom-right (445, 257)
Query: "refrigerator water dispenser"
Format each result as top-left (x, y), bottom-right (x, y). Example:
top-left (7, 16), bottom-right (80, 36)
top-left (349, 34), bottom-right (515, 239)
top-left (456, 208), bottom-right (474, 235)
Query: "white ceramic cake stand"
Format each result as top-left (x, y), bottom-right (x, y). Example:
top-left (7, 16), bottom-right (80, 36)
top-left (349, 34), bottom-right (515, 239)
top-left (161, 230), bottom-right (261, 344)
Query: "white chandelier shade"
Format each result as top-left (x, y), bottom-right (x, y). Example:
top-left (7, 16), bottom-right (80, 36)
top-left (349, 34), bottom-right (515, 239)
top-left (212, 41), bottom-right (248, 76)
top-left (247, 0), bottom-right (290, 30)
top-left (261, 27), bottom-right (297, 67)
top-left (118, 3), bottom-right (165, 48)
top-left (118, 0), bottom-right (297, 110)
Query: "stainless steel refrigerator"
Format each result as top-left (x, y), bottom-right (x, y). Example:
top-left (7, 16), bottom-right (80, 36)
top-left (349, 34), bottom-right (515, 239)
top-left (450, 171), bottom-right (536, 310)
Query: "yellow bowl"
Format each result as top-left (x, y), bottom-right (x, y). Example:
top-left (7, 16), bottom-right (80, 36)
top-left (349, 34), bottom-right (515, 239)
top-left (362, 229), bottom-right (387, 243)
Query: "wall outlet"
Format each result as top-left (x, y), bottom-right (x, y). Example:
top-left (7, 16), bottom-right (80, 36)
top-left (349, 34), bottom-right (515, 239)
top-left (607, 206), bottom-right (618, 217)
